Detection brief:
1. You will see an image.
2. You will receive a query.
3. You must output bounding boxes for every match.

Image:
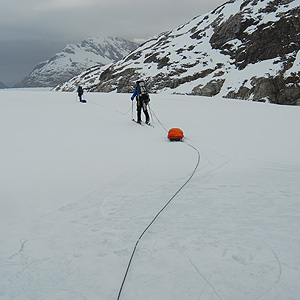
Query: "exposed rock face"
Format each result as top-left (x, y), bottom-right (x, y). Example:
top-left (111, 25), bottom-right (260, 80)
top-left (15, 37), bottom-right (138, 88)
top-left (57, 0), bottom-right (300, 105)
top-left (192, 79), bottom-right (225, 96)
top-left (209, 0), bottom-right (300, 104)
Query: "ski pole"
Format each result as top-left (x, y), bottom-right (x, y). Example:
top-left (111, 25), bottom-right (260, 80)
top-left (148, 104), bottom-right (154, 124)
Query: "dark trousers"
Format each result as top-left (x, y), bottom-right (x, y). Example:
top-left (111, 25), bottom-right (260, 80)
top-left (137, 96), bottom-right (149, 122)
top-left (78, 93), bottom-right (83, 101)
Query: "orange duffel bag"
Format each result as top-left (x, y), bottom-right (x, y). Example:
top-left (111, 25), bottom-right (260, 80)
top-left (168, 128), bottom-right (184, 141)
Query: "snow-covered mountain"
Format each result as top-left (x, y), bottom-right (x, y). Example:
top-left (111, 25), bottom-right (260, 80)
top-left (0, 81), bottom-right (8, 89)
top-left (15, 37), bottom-right (138, 88)
top-left (56, 0), bottom-right (300, 105)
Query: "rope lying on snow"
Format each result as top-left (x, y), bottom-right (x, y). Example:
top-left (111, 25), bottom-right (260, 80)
top-left (84, 98), bottom-right (200, 299)
top-left (86, 98), bottom-right (132, 116)
top-left (148, 105), bottom-right (168, 132)
top-left (116, 140), bottom-right (200, 300)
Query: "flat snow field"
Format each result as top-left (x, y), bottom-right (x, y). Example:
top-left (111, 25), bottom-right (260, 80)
top-left (0, 88), bottom-right (300, 300)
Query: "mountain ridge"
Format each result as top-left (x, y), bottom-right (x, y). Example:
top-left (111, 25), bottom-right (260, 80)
top-left (56, 0), bottom-right (300, 105)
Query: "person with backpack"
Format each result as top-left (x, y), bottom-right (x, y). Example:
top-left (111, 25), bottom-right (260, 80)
top-left (77, 86), bottom-right (84, 102)
top-left (131, 81), bottom-right (150, 124)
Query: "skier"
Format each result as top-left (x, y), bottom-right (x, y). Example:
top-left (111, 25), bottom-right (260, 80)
top-left (131, 81), bottom-right (150, 124)
top-left (77, 86), bottom-right (84, 102)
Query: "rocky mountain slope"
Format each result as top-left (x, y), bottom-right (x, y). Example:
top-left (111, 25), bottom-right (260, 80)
top-left (56, 0), bottom-right (300, 105)
top-left (16, 37), bottom-right (138, 88)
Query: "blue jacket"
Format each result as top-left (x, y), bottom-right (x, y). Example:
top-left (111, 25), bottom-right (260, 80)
top-left (131, 88), bottom-right (137, 100)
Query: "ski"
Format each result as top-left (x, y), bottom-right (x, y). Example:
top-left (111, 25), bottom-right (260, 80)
top-left (132, 119), bottom-right (144, 125)
top-left (145, 122), bottom-right (154, 128)
top-left (133, 119), bottom-right (154, 127)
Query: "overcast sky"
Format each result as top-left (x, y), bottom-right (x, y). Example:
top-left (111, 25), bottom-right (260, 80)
top-left (0, 0), bottom-right (225, 87)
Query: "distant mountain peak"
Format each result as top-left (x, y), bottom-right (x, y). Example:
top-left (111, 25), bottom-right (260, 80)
top-left (15, 36), bottom-right (139, 88)
top-left (0, 81), bottom-right (8, 89)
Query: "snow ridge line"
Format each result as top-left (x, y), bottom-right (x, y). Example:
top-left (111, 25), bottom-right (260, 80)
top-left (117, 142), bottom-right (200, 300)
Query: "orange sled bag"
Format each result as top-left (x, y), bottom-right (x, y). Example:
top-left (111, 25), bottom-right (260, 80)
top-left (168, 128), bottom-right (184, 141)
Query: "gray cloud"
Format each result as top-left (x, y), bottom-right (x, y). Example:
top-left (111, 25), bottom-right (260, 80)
top-left (0, 0), bottom-right (225, 86)
top-left (0, 40), bottom-right (67, 86)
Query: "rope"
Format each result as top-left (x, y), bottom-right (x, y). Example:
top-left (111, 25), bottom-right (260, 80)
top-left (117, 142), bottom-right (200, 300)
top-left (87, 98), bottom-right (132, 116)
top-left (148, 105), bottom-right (169, 133)
top-left (77, 93), bottom-right (200, 299)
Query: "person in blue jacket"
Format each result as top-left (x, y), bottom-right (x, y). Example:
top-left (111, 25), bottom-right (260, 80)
top-left (77, 86), bottom-right (84, 102)
top-left (131, 81), bottom-right (150, 124)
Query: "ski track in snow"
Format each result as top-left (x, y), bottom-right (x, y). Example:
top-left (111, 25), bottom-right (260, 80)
top-left (0, 89), bottom-right (300, 300)
top-left (254, 241), bottom-right (282, 300)
top-left (187, 255), bottom-right (221, 299)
